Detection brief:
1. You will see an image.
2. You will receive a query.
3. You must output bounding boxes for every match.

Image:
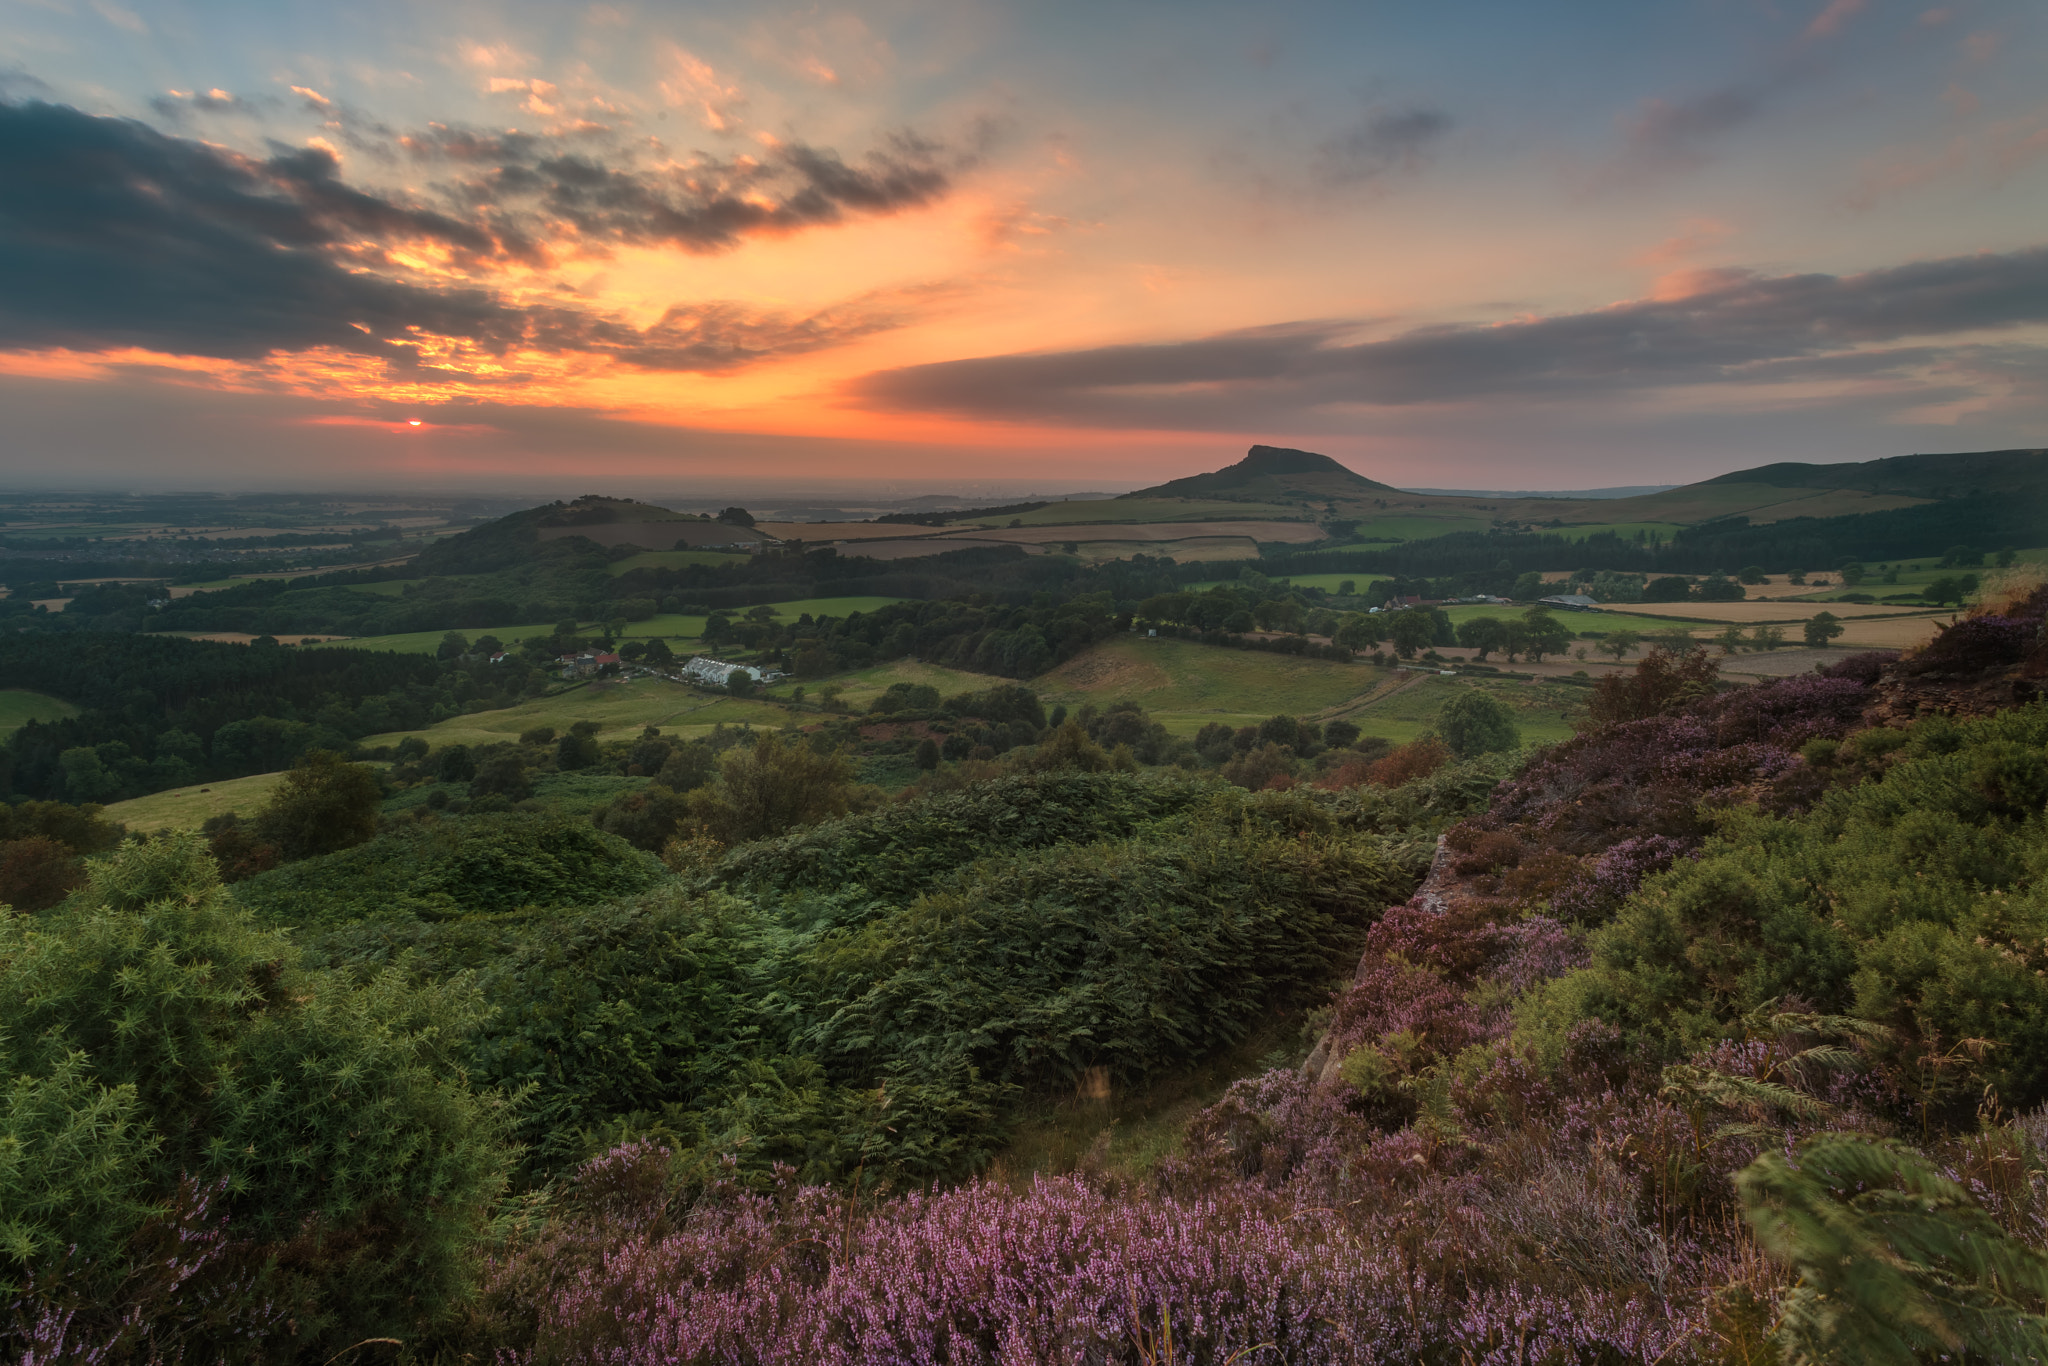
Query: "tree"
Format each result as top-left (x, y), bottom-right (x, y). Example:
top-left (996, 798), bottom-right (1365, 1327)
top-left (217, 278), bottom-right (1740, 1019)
top-left (1694, 575), bottom-right (1745, 601)
top-left (436, 631), bottom-right (470, 660)
top-left (1837, 561), bottom-right (1866, 586)
top-left (914, 737), bottom-right (941, 770)
top-left (1716, 624), bottom-right (1748, 655)
top-left (1521, 608), bottom-right (1572, 662)
top-left (1748, 624), bottom-right (1786, 651)
top-left (556, 720), bottom-right (602, 770)
top-left (1926, 576), bottom-right (1972, 607)
top-left (1803, 611), bottom-right (1844, 648)
top-left (1644, 575), bottom-right (1693, 602)
top-left (57, 747), bottom-right (116, 803)
top-left (1939, 544), bottom-right (1982, 568)
top-left (251, 749), bottom-right (381, 862)
top-left (470, 751), bottom-right (533, 801)
top-left (1511, 571), bottom-right (1545, 600)
top-left (1388, 610), bottom-right (1435, 659)
top-left (1737, 565), bottom-right (1769, 585)
top-left (726, 670), bottom-right (757, 698)
top-left (1334, 614), bottom-right (1383, 651)
top-left (1338, 579), bottom-right (1356, 596)
top-left (716, 506), bottom-right (757, 527)
top-left (1457, 616), bottom-right (1507, 660)
top-left (436, 743), bottom-right (477, 783)
top-left (1598, 629), bottom-right (1642, 663)
top-left (684, 732), bottom-right (858, 843)
top-left (1437, 690), bottom-right (1519, 759)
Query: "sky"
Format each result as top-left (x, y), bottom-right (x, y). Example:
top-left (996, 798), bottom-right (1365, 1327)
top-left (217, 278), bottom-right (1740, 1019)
top-left (1, 0), bottom-right (2045, 493)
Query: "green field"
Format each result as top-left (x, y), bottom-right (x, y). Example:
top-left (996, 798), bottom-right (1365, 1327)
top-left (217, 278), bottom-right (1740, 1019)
top-left (760, 657), bottom-right (1013, 710)
top-left (1433, 603), bottom-right (1702, 636)
top-left (1334, 671), bottom-right (1587, 747)
top-left (961, 498), bottom-right (1299, 528)
top-left (106, 769), bottom-right (290, 832)
top-left (0, 688), bottom-right (77, 736)
top-left (312, 622), bottom-right (564, 654)
top-left (1034, 637), bottom-right (1379, 733)
top-left (1548, 521), bottom-right (1685, 542)
top-left (606, 550), bottom-right (748, 576)
top-left (1344, 513), bottom-right (1492, 542)
top-left (361, 676), bottom-right (794, 750)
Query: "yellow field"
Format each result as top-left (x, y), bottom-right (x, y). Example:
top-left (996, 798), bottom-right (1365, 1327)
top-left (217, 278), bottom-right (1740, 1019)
top-left (107, 770), bottom-right (288, 832)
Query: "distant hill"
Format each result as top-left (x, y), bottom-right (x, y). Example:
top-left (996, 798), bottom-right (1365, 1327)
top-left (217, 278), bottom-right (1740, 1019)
top-left (1125, 446), bottom-right (1402, 503)
top-left (415, 494), bottom-right (769, 574)
top-left (1700, 449), bottom-right (2048, 500)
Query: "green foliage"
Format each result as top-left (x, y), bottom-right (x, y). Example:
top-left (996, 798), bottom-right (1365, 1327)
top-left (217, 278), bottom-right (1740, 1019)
top-left (232, 813), bottom-right (664, 928)
top-left (251, 749), bottom-right (382, 860)
top-left (683, 731), bottom-right (860, 845)
top-left (1804, 610), bottom-right (1845, 646)
top-left (1437, 689), bottom-right (1520, 759)
top-left (0, 835), bottom-right (509, 1349)
top-left (1739, 1134), bottom-right (2048, 1364)
top-left (1519, 703), bottom-right (2048, 1107)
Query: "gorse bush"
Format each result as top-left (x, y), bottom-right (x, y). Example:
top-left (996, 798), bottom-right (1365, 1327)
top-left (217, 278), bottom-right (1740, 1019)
top-left (0, 835), bottom-right (509, 1361)
top-left (231, 811), bottom-right (664, 928)
top-left (1519, 701), bottom-right (2048, 1109)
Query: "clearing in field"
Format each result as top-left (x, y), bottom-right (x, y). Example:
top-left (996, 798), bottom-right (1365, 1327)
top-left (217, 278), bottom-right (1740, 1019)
top-left (1034, 637), bottom-right (1379, 733)
top-left (107, 769), bottom-right (289, 832)
top-left (0, 688), bottom-right (78, 736)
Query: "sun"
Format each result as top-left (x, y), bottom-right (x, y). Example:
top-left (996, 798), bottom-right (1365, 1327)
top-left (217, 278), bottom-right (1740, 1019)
top-left (407, 419), bottom-right (423, 427)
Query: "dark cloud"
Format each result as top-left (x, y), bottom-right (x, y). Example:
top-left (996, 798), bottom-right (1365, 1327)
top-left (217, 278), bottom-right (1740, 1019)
top-left (1599, 84), bottom-right (1765, 184)
top-left (1313, 106), bottom-right (1451, 187)
top-left (849, 247), bottom-right (2048, 428)
top-left (0, 99), bottom-right (947, 367)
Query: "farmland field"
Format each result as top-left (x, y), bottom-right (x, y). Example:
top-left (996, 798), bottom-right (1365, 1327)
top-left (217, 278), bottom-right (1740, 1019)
top-left (761, 658), bottom-right (1014, 710)
top-left (962, 498), bottom-right (1299, 527)
top-left (360, 675), bottom-right (793, 750)
top-left (0, 688), bottom-right (77, 736)
top-left (1334, 672), bottom-right (1587, 747)
top-left (1034, 636), bottom-right (1379, 733)
top-left (106, 769), bottom-right (289, 832)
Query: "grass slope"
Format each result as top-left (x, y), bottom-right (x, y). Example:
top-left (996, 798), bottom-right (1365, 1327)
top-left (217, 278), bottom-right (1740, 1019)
top-left (106, 769), bottom-right (288, 831)
top-left (1034, 637), bottom-right (1378, 733)
top-left (361, 676), bottom-right (794, 750)
top-left (0, 688), bottom-right (77, 736)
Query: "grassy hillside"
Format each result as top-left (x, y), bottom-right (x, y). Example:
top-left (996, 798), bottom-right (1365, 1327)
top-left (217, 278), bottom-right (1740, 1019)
top-left (361, 676), bottom-right (793, 749)
top-left (1034, 636), bottom-right (1378, 732)
top-left (105, 768), bottom-right (288, 831)
top-left (0, 687), bottom-right (77, 736)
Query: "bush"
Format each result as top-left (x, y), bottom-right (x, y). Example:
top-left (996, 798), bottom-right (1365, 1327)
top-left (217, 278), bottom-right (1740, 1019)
top-left (250, 749), bottom-right (381, 861)
top-left (0, 835), bottom-right (509, 1358)
top-left (684, 731), bottom-right (860, 845)
top-left (232, 813), bottom-right (664, 929)
top-left (0, 835), bottom-right (85, 911)
top-left (1437, 690), bottom-right (1520, 759)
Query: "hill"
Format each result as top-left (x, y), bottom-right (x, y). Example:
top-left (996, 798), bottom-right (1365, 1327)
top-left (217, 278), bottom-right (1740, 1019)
top-left (1699, 448), bottom-right (2048, 500)
top-left (1126, 445), bottom-right (1403, 503)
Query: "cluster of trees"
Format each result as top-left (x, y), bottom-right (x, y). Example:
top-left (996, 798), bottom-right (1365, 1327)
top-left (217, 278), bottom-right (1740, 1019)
top-left (1, 635), bottom-right (544, 804)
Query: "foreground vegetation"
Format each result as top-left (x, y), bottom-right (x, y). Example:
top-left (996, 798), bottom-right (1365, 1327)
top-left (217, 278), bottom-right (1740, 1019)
top-left (3, 573), bottom-right (2045, 1362)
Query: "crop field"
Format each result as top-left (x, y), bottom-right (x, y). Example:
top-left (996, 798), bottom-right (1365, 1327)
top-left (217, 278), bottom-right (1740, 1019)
top-left (1067, 536), bottom-right (1262, 563)
top-left (962, 498), bottom-right (1297, 528)
top-left (1343, 513), bottom-right (1492, 542)
top-left (753, 522), bottom-right (946, 542)
top-left (1433, 603), bottom-right (1699, 635)
top-left (0, 688), bottom-right (77, 736)
top-left (1034, 637), bottom-right (1379, 733)
top-left (970, 521), bottom-right (1328, 546)
top-left (1335, 672), bottom-right (1587, 747)
top-left (361, 675), bottom-right (794, 750)
top-left (106, 769), bottom-right (289, 832)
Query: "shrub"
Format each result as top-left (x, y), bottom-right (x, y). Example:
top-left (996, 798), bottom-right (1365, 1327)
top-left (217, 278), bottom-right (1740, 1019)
top-left (1438, 690), bottom-right (1520, 759)
top-left (1366, 737), bottom-right (1450, 788)
top-left (0, 835), bottom-right (85, 911)
top-left (684, 731), bottom-right (861, 845)
top-left (250, 749), bottom-right (381, 861)
top-left (0, 835), bottom-right (509, 1358)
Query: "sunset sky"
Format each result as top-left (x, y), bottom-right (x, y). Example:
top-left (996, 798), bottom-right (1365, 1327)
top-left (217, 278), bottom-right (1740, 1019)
top-left (2, 0), bottom-right (2045, 492)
